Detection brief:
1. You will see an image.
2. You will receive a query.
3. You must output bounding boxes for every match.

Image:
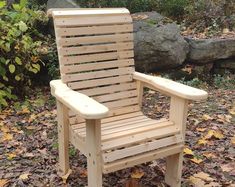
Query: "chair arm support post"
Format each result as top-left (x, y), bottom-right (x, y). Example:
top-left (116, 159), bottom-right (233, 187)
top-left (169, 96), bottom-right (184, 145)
top-left (86, 119), bottom-right (103, 187)
top-left (136, 80), bottom-right (144, 108)
top-left (56, 100), bottom-right (70, 175)
top-left (169, 96), bottom-right (188, 140)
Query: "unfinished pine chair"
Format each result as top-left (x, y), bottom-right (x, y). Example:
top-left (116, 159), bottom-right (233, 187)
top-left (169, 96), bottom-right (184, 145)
top-left (48, 8), bottom-right (208, 187)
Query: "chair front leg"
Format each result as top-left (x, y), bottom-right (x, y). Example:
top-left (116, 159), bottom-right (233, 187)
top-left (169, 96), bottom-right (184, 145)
top-left (56, 101), bottom-right (70, 176)
top-left (86, 119), bottom-right (102, 187)
top-left (165, 96), bottom-right (188, 187)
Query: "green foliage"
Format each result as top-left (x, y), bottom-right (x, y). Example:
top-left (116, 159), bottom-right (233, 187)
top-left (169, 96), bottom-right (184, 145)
top-left (158, 0), bottom-right (190, 18)
top-left (0, 1), bottom-right (50, 108)
top-left (213, 72), bottom-right (235, 89)
top-left (76, 0), bottom-right (158, 13)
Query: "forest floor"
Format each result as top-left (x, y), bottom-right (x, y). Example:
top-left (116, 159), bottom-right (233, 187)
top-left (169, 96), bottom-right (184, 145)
top-left (0, 73), bottom-right (235, 187)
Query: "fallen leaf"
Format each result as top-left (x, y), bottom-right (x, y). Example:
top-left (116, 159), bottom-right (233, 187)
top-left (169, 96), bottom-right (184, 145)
top-left (204, 182), bottom-right (221, 187)
top-left (0, 179), bottom-right (8, 187)
top-left (1, 133), bottom-right (13, 141)
top-left (189, 176), bottom-right (205, 187)
top-left (198, 139), bottom-right (208, 145)
top-left (131, 169), bottom-right (145, 179)
top-left (79, 169), bottom-right (87, 178)
top-left (184, 148), bottom-right (194, 156)
top-left (17, 107), bottom-right (30, 115)
top-left (19, 173), bottom-right (30, 180)
top-left (231, 137), bottom-right (235, 145)
top-left (196, 127), bottom-right (206, 132)
top-left (193, 172), bottom-right (214, 182)
top-left (61, 169), bottom-right (72, 184)
top-left (221, 163), bottom-right (235, 175)
top-left (205, 130), bottom-right (224, 140)
top-left (6, 153), bottom-right (16, 160)
top-left (0, 126), bottom-right (9, 133)
top-left (229, 106), bottom-right (235, 115)
top-left (203, 152), bottom-right (217, 159)
top-left (202, 114), bottom-right (213, 121)
top-left (190, 157), bottom-right (203, 164)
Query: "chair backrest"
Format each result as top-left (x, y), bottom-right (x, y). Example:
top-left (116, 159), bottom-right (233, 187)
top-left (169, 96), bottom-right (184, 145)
top-left (51, 8), bottom-right (139, 116)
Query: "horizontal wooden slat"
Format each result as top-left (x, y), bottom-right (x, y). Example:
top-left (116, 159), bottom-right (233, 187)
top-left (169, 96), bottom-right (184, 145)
top-left (52, 8), bottom-right (130, 17)
top-left (69, 110), bottom-right (142, 125)
top-left (94, 90), bottom-right (137, 103)
top-left (55, 15), bottom-right (132, 26)
top-left (79, 82), bottom-right (136, 97)
top-left (71, 115), bottom-right (149, 133)
top-left (67, 105), bottom-right (140, 124)
top-left (103, 144), bottom-right (183, 174)
top-left (101, 123), bottom-right (178, 151)
top-left (58, 33), bottom-right (133, 46)
top-left (103, 97), bottom-right (138, 109)
top-left (60, 51), bottom-right (134, 65)
top-left (62, 67), bottom-right (134, 82)
top-left (61, 59), bottom-right (134, 74)
top-left (59, 42), bottom-right (134, 55)
top-left (103, 135), bottom-right (183, 163)
top-left (108, 105), bottom-right (140, 117)
top-left (56, 24), bottom-right (133, 37)
top-left (68, 75), bottom-right (133, 90)
top-left (101, 120), bottom-right (171, 141)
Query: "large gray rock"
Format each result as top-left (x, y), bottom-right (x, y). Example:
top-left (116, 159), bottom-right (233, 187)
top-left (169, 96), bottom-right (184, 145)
top-left (133, 12), bottom-right (189, 72)
top-left (47, 0), bottom-right (79, 10)
top-left (186, 38), bottom-right (235, 64)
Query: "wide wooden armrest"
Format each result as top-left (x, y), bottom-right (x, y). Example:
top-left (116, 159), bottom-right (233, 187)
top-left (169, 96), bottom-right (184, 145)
top-left (50, 80), bottom-right (109, 119)
top-left (133, 72), bottom-right (208, 101)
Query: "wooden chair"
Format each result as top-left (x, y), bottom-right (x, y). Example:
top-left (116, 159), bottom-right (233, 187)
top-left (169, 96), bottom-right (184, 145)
top-left (48, 8), bottom-right (208, 187)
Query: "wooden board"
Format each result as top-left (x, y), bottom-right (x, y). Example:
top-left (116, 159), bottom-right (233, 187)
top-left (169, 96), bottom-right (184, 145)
top-left (56, 24), bottom-right (133, 37)
top-left (58, 33), bottom-right (133, 46)
top-left (54, 15), bottom-right (132, 26)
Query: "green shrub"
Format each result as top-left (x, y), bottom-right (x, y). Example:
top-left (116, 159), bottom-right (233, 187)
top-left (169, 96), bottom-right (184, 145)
top-left (0, 0), bottom-right (51, 108)
top-left (76, 0), bottom-right (158, 13)
top-left (158, 0), bottom-right (190, 18)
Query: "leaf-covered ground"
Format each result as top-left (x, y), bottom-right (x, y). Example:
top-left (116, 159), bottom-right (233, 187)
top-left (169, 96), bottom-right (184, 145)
top-left (0, 81), bottom-right (234, 187)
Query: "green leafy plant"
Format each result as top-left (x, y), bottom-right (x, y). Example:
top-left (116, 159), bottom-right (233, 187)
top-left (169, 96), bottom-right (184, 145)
top-left (0, 0), bottom-right (51, 108)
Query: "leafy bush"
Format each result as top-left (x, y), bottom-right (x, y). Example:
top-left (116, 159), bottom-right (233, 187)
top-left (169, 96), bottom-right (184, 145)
top-left (76, 0), bottom-right (158, 13)
top-left (158, 0), bottom-right (190, 18)
top-left (0, 0), bottom-right (51, 108)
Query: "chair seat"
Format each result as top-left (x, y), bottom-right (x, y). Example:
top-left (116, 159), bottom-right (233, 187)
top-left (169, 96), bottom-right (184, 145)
top-left (69, 111), bottom-right (183, 171)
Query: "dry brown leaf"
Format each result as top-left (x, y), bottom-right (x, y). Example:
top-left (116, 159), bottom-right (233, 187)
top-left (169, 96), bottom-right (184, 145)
top-left (184, 148), bottom-right (194, 156)
top-left (1, 133), bottom-right (13, 141)
top-left (229, 106), bottom-right (235, 115)
top-left (131, 169), bottom-right (145, 179)
top-left (203, 152), bottom-right (217, 159)
top-left (0, 126), bottom-right (9, 133)
top-left (79, 169), bottom-right (87, 178)
top-left (221, 163), bottom-right (235, 175)
top-left (193, 172), bottom-right (214, 182)
top-left (205, 130), bottom-right (224, 140)
top-left (190, 157), bottom-right (203, 164)
top-left (205, 182), bottom-right (221, 187)
top-left (196, 127), bottom-right (206, 132)
top-left (6, 153), bottom-right (17, 160)
top-left (202, 114), bottom-right (213, 121)
top-left (61, 169), bottom-right (72, 184)
top-left (19, 173), bottom-right (30, 180)
top-left (231, 137), bottom-right (235, 145)
top-left (189, 176), bottom-right (205, 187)
top-left (0, 179), bottom-right (8, 187)
top-left (198, 139), bottom-right (208, 145)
